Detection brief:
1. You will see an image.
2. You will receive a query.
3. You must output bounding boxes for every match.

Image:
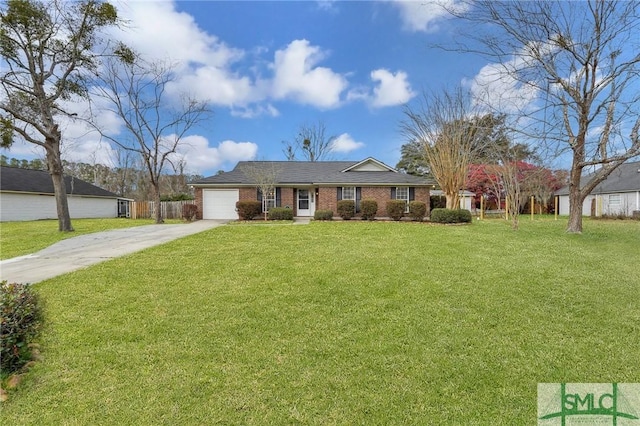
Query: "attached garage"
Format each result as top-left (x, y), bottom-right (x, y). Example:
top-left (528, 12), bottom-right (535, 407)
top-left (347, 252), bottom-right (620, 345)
top-left (202, 189), bottom-right (239, 220)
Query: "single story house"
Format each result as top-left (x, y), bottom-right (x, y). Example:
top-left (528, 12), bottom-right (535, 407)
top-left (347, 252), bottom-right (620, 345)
top-left (0, 166), bottom-right (125, 221)
top-left (191, 157), bottom-right (435, 220)
top-left (555, 160), bottom-right (640, 216)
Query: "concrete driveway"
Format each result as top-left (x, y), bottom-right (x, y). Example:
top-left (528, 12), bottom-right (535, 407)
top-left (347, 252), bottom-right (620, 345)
top-left (0, 220), bottom-right (226, 284)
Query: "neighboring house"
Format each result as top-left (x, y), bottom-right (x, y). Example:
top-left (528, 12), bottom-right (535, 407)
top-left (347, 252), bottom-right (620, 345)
top-left (430, 189), bottom-right (475, 211)
top-left (555, 160), bottom-right (640, 216)
top-left (191, 157), bottom-right (435, 220)
top-left (0, 166), bottom-right (124, 221)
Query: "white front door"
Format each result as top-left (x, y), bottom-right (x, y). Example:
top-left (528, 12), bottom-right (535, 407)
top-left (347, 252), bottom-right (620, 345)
top-left (297, 189), bottom-right (315, 217)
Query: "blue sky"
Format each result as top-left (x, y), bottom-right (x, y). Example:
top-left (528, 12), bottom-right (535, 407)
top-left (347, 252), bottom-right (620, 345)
top-left (2, 1), bottom-right (502, 176)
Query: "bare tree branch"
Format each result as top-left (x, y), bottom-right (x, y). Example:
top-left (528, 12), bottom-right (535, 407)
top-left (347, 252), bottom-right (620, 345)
top-left (90, 54), bottom-right (211, 223)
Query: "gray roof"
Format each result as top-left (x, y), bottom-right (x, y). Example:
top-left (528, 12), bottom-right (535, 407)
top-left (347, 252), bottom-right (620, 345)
top-left (192, 159), bottom-right (435, 186)
top-left (1, 166), bottom-right (120, 198)
top-left (555, 160), bottom-right (640, 195)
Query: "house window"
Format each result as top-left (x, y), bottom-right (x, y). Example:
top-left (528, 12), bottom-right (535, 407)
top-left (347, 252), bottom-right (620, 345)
top-left (261, 189), bottom-right (276, 212)
top-left (396, 187), bottom-right (410, 212)
top-left (342, 186), bottom-right (355, 201)
top-left (609, 194), bottom-right (621, 205)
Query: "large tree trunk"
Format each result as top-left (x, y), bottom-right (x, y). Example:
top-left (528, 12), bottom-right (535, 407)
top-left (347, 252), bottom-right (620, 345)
top-left (445, 192), bottom-right (460, 210)
top-left (566, 164), bottom-right (584, 234)
top-left (153, 183), bottom-right (164, 224)
top-left (45, 137), bottom-right (74, 232)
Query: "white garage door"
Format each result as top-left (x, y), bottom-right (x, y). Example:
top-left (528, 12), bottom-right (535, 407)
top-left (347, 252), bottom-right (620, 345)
top-left (203, 189), bottom-right (239, 220)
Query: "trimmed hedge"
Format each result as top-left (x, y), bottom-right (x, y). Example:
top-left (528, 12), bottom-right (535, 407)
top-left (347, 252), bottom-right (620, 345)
top-left (182, 203), bottom-right (198, 221)
top-left (337, 200), bottom-right (355, 220)
top-left (1, 281), bottom-right (44, 374)
top-left (386, 200), bottom-right (406, 221)
top-left (268, 207), bottom-right (294, 221)
top-left (314, 210), bottom-right (334, 221)
top-left (236, 200), bottom-right (261, 220)
top-left (360, 199), bottom-right (378, 221)
top-left (409, 201), bottom-right (427, 221)
top-left (430, 208), bottom-right (472, 224)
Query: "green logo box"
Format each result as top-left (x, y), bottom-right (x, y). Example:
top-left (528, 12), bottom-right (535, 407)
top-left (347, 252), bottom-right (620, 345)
top-left (538, 383), bottom-right (640, 425)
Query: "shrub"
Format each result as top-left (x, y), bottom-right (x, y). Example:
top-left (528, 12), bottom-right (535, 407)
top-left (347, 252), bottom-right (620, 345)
top-left (314, 210), bottom-right (334, 221)
top-left (182, 204), bottom-right (198, 221)
top-left (268, 207), bottom-right (294, 221)
top-left (430, 195), bottom-right (447, 209)
top-left (236, 200), bottom-right (262, 220)
top-left (430, 208), bottom-right (472, 224)
top-left (409, 201), bottom-right (427, 221)
top-left (337, 200), bottom-right (355, 220)
top-left (1, 281), bottom-right (44, 375)
top-left (386, 200), bottom-right (406, 221)
top-left (360, 199), bottom-right (378, 220)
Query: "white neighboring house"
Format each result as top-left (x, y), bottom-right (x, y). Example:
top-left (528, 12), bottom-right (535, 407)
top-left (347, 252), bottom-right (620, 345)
top-left (0, 166), bottom-right (124, 222)
top-left (555, 160), bottom-right (640, 217)
top-left (430, 189), bottom-right (475, 211)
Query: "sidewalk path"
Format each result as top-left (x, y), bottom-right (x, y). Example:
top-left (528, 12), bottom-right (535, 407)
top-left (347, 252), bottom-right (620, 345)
top-left (0, 220), bottom-right (225, 284)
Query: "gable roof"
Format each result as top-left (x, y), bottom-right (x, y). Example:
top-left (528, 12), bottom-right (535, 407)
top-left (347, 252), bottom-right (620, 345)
top-left (0, 166), bottom-right (120, 198)
top-left (555, 160), bottom-right (640, 195)
top-left (192, 158), bottom-right (434, 186)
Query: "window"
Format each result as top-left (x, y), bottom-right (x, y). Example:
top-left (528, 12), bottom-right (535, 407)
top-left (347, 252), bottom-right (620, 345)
top-left (342, 186), bottom-right (355, 200)
top-left (609, 194), bottom-right (621, 205)
top-left (396, 187), bottom-right (409, 212)
top-left (261, 189), bottom-right (276, 212)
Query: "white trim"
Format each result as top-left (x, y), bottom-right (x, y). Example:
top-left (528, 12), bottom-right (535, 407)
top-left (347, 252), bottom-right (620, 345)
top-left (340, 157), bottom-right (397, 173)
top-left (395, 186), bottom-right (410, 213)
top-left (342, 186), bottom-right (356, 200)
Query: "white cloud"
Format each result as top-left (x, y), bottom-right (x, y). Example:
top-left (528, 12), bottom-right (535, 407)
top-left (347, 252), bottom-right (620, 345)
top-left (172, 65), bottom-right (259, 106)
top-left (370, 69), bottom-right (415, 107)
top-left (316, 0), bottom-right (338, 12)
top-left (463, 61), bottom-right (539, 114)
top-left (112, 1), bottom-right (243, 70)
top-left (172, 136), bottom-right (258, 174)
top-left (62, 139), bottom-right (118, 166)
top-left (330, 133), bottom-right (365, 153)
top-left (388, 0), bottom-right (468, 33)
top-left (347, 69), bottom-right (415, 108)
top-left (109, 4), bottom-right (350, 113)
top-left (271, 39), bottom-right (348, 109)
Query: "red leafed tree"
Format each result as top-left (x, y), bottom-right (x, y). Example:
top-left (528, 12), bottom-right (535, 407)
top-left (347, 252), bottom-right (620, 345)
top-left (466, 163), bottom-right (502, 210)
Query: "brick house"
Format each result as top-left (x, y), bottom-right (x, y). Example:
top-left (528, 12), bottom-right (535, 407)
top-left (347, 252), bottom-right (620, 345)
top-left (190, 157), bottom-right (434, 220)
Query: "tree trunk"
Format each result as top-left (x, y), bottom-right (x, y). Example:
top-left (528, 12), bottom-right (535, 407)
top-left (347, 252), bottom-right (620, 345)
top-left (445, 192), bottom-right (460, 210)
top-left (45, 139), bottom-right (74, 232)
top-left (566, 165), bottom-right (584, 233)
top-left (153, 183), bottom-right (164, 224)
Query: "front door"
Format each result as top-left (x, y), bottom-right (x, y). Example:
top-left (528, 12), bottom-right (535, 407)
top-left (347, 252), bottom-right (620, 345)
top-left (297, 189), bottom-right (315, 217)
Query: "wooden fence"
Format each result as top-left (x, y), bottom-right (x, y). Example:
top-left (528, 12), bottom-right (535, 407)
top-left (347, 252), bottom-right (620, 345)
top-left (130, 200), bottom-right (196, 220)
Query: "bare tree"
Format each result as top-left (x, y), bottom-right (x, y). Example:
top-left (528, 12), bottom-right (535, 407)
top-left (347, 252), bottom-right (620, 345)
top-left (240, 162), bottom-right (280, 220)
top-left (446, 0), bottom-right (640, 233)
top-left (91, 54), bottom-right (210, 223)
top-left (0, 0), bottom-right (120, 231)
top-left (282, 120), bottom-right (336, 161)
top-left (401, 88), bottom-right (485, 210)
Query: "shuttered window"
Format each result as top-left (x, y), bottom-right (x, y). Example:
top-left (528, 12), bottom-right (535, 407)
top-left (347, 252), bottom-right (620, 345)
top-left (257, 187), bottom-right (281, 212)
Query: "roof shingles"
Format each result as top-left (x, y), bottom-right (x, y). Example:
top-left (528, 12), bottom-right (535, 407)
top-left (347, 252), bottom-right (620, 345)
top-left (192, 160), bottom-right (434, 186)
top-left (1, 166), bottom-right (119, 198)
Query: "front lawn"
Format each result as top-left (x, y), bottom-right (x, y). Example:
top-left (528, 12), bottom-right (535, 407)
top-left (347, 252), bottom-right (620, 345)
top-left (1, 219), bottom-right (639, 424)
top-left (0, 218), bottom-right (182, 260)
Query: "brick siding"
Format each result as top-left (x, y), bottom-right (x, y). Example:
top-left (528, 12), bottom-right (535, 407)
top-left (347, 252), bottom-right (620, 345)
top-left (196, 185), bottom-right (430, 219)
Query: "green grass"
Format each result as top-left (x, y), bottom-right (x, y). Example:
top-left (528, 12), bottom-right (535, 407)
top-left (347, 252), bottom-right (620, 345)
top-left (0, 218), bottom-right (183, 260)
top-left (1, 219), bottom-right (639, 424)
